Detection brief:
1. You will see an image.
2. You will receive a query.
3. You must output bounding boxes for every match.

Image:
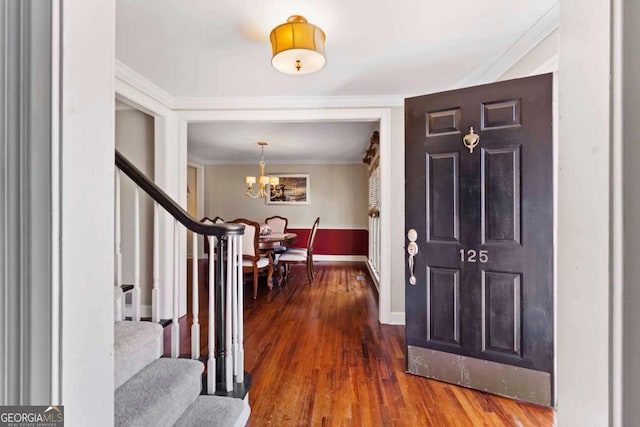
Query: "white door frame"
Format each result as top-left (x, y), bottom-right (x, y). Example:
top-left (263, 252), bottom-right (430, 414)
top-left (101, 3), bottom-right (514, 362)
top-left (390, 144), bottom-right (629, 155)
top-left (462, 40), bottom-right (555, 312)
top-left (175, 108), bottom-right (394, 324)
top-left (115, 71), bottom-right (179, 319)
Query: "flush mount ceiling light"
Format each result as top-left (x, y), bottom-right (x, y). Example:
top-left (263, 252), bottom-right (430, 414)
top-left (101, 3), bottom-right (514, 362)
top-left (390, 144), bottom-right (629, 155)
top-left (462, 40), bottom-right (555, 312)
top-left (270, 15), bottom-right (326, 75)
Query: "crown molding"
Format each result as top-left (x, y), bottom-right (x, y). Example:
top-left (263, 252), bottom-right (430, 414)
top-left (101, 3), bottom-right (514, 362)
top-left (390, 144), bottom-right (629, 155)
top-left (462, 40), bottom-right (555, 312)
top-left (115, 60), bottom-right (405, 111)
top-left (195, 159), bottom-right (366, 166)
top-left (187, 155), bottom-right (210, 165)
top-left (172, 95), bottom-right (405, 111)
top-left (115, 100), bottom-right (136, 111)
top-left (456, 2), bottom-right (559, 87)
top-left (115, 60), bottom-right (176, 108)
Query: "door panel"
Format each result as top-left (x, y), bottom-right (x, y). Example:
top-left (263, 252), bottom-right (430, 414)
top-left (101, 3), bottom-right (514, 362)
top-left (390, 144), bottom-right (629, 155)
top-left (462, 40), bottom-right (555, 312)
top-left (405, 74), bottom-right (553, 406)
top-left (427, 153), bottom-right (459, 242)
top-left (427, 267), bottom-right (460, 345)
top-left (481, 99), bottom-right (521, 129)
top-left (481, 270), bottom-right (521, 356)
top-left (427, 108), bottom-right (462, 136)
top-left (481, 146), bottom-right (521, 244)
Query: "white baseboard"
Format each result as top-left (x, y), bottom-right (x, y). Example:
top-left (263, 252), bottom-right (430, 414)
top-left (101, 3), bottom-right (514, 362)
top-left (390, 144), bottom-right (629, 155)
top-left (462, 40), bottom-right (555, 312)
top-left (124, 304), bottom-right (152, 319)
top-left (388, 311), bottom-right (406, 325)
top-left (366, 260), bottom-right (380, 291)
top-left (313, 255), bottom-right (368, 262)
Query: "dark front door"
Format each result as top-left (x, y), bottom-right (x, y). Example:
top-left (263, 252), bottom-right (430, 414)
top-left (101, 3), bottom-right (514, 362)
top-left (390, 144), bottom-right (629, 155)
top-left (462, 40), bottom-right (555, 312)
top-left (404, 74), bottom-right (553, 406)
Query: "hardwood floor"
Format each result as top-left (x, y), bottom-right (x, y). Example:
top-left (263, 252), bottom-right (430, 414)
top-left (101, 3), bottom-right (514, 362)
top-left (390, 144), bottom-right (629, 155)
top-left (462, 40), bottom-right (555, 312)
top-left (181, 261), bottom-right (556, 426)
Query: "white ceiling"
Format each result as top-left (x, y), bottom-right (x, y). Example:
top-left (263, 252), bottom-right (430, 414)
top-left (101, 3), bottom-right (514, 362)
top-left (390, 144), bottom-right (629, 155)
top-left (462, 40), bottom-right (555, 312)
top-left (116, 0), bottom-right (558, 163)
top-left (188, 121), bottom-right (379, 164)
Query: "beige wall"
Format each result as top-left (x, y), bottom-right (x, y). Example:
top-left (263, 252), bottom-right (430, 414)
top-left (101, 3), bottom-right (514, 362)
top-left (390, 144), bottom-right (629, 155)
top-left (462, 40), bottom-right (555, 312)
top-left (116, 108), bottom-right (154, 306)
top-left (204, 163), bottom-right (368, 229)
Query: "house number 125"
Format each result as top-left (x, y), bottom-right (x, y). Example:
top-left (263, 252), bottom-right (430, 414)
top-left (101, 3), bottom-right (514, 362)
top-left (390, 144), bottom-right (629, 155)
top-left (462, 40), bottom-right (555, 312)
top-left (459, 249), bottom-right (489, 263)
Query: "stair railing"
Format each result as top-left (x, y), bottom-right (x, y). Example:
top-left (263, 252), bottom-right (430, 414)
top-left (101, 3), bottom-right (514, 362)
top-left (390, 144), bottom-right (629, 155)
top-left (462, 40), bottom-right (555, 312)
top-left (114, 149), bottom-right (246, 394)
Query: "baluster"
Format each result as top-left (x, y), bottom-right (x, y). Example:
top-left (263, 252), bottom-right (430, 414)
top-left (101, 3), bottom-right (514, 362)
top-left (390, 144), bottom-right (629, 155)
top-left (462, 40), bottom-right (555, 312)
top-left (373, 218), bottom-right (378, 273)
top-left (368, 216), bottom-right (372, 270)
top-left (132, 187), bottom-right (141, 321)
top-left (231, 235), bottom-right (239, 379)
top-left (171, 219), bottom-right (180, 357)
top-left (376, 217), bottom-right (381, 274)
top-left (114, 170), bottom-right (123, 321)
top-left (191, 231), bottom-right (200, 359)
top-left (371, 217), bottom-right (375, 272)
top-left (152, 203), bottom-right (160, 322)
top-left (207, 236), bottom-right (217, 394)
top-left (236, 234), bottom-right (244, 383)
top-left (215, 238), bottom-right (225, 391)
top-left (225, 236), bottom-right (233, 392)
top-left (373, 217), bottom-right (378, 274)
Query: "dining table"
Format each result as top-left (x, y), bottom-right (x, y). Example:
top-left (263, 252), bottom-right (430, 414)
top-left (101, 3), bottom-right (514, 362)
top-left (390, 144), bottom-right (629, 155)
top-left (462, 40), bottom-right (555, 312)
top-left (258, 232), bottom-right (297, 251)
top-left (259, 232), bottom-right (297, 286)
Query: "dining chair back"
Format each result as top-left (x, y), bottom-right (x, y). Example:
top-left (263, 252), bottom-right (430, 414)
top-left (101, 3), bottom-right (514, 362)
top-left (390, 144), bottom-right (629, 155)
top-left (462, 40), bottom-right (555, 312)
top-left (230, 218), bottom-right (273, 299)
top-left (265, 215), bottom-right (289, 255)
top-left (307, 217), bottom-right (320, 254)
top-left (265, 215), bottom-right (288, 234)
top-left (278, 217), bottom-right (320, 285)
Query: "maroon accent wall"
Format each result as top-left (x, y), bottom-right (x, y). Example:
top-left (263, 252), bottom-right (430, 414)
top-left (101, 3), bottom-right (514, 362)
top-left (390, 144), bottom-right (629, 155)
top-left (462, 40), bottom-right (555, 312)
top-left (287, 228), bottom-right (368, 256)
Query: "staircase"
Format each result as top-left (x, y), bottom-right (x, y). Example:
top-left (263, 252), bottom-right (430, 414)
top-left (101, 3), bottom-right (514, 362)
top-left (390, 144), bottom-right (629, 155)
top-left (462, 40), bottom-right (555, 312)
top-left (114, 150), bottom-right (250, 425)
top-left (114, 320), bottom-right (250, 426)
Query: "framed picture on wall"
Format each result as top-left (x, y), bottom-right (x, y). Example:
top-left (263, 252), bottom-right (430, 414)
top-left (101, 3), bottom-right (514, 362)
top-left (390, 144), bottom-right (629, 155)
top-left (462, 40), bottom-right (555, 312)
top-left (267, 173), bottom-right (310, 205)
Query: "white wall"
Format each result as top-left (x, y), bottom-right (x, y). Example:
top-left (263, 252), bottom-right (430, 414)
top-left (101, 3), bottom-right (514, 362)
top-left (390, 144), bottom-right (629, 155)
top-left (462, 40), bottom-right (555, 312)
top-left (500, 29), bottom-right (559, 80)
top-left (390, 107), bottom-right (406, 317)
top-left (622, 0), bottom-right (640, 423)
top-left (557, 0), bottom-right (612, 424)
top-left (61, 0), bottom-right (115, 424)
top-left (116, 109), bottom-right (155, 306)
top-left (204, 163), bottom-right (368, 228)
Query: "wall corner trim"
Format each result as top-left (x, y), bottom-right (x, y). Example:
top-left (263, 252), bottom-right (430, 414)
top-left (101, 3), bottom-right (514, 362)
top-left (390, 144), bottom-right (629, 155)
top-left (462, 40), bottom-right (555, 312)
top-left (116, 60), bottom-right (176, 109)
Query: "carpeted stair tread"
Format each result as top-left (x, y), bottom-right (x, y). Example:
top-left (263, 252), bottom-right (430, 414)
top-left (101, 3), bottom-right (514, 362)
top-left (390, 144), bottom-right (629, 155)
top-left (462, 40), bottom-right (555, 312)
top-left (114, 321), bottom-right (163, 389)
top-left (115, 358), bottom-right (204, 427)
top-left (174, 395), bottom-right (250, 427)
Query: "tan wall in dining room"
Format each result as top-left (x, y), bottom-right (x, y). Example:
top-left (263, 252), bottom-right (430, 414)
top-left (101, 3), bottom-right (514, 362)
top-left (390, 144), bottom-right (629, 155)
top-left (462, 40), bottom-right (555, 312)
top-left (115, 108), bottom-right (154, 306)
top-left (203, 163), bottom-right (368, 229)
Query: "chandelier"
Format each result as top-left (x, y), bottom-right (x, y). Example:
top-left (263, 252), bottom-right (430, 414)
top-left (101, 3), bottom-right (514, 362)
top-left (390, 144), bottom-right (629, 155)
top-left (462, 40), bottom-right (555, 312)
top-left (245, 142), bottom-right (279, 199)
top-left (269, 15), bottom-right (326, 75)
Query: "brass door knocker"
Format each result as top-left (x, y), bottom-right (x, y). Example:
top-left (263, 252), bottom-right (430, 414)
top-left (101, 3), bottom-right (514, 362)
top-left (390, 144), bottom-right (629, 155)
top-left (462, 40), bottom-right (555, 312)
top-left (463, 127), bottom-right (480, 153)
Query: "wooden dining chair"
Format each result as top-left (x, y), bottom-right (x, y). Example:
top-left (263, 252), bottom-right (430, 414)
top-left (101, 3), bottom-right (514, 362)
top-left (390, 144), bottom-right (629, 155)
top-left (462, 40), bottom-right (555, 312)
top-left (265, 215), bottom-right (288, 233)
top-left (278, 217), bottom-right (320, 285)
top-left (231, 218), bottom-right (273, 299)
top-left (265, 215), bottom-right (289, 255)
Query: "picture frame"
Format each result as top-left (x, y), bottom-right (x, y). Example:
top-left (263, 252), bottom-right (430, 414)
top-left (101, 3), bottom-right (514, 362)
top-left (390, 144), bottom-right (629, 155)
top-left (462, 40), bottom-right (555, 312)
top-left (266, 173), bottom-right (310, 205)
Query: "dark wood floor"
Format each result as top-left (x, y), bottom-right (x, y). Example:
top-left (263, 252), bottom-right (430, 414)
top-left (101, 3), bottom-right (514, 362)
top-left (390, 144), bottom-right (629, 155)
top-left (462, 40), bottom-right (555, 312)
top-left (179, 261), bottom-right (555, 426)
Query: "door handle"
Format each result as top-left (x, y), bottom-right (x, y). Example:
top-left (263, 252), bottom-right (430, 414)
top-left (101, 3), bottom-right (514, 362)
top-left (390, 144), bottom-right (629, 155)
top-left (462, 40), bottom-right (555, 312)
top-left (407, 229), bottom-right (418, 285)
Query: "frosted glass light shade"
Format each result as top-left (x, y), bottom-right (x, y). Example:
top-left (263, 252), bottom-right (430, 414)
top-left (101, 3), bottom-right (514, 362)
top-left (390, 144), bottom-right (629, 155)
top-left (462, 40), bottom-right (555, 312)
top-left (259, 176), bottom-right (269, 185)
top-left (246, 176), bottom-right (256, 185)
top-left (270, 15), bottom-right (326, 75)
top-left (269, 176), bottom-right (279, 186)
